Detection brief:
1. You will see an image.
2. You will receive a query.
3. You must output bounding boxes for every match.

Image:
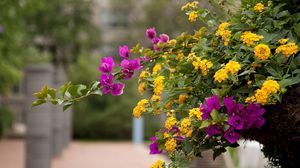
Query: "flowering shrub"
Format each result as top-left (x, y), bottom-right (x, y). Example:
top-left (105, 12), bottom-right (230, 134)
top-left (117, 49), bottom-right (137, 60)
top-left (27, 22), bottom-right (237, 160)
top-left (33, 0), bottom-right (300, 167)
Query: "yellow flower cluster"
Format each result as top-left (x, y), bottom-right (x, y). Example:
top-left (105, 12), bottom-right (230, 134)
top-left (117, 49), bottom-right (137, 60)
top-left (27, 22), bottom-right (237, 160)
top-left (192, 57), bottom-right (213, 76)
top-left (254, 44), bottom-right (271, 60)
top-left (140, 70), bottom-right (149, 79)
top-left (189, 108), bottom-right (202, 120)
top-left (151, 95), bottom-right (162, 102)
top-left (275, 42), bottom-right (298, 57)
top-left (253, 79), bottom-right (280, 105)
top-left (254, 3), bottom-right (264, 12)
top-left (165, 138), bottom-right (177, 153)
top-left (165, 116), bottom-right (177, 130)
top-left (179, 118), bottom-right (192, 137)
top-left (181, 1), bottom-right (199, 11)
top-left (188, 11), bottom-right (199, 22)
top-left (215, 22), bottom-right (231, 46)
top-left (133, 99), bottom-right (149, 118)
top-left (245, 96), bottom-right (256, 103)
top-left (138, 82), bottom-right (146, 95)
top-left (153, 75), bottom-right (165, 95)
top-left (241, 31), bottom-right (264, 46)
top-left (262, 79), bottom-right (280, 94)
top-left (225, 60), bottom-right (241, 74)
top-left (150, 159), bottom-right (164, 168)
top-left (176, 52), bottom-right (184, 61)
top-left (214, 68), bottom-right (229, 83)
top-left (278, 38), bottom-right (289, 45)
top-left (214, 61), bottom-right (241, 83)
top-left (138, 70), bottom-right (150, 95)
top-left (152, 64), bottom-right (162, 75)
top-left (178, 94), bottom-right (187, 104)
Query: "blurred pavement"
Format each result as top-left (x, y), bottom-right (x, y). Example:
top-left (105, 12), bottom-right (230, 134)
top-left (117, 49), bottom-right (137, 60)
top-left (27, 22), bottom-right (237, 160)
top-left (0, 139), bottom-right (168, 168)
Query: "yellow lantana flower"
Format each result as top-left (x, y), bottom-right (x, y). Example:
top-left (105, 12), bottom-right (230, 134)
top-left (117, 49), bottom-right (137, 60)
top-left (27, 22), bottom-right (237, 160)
top-left (275, 42), bottom-right (298, 57)
top-left (214, 68), bottom-right (229, 83)
top-left (241, 31), bottom-right (264, 46)
top-left (278, 38), bottom-right (289, 45)
top-left (153, 76), bottom-right (165, 95)
top-left (254, 3), bottom-right (264, 13)
top-left (262, 79), bottom-right (280, 94)
top-left (165, 116), bottom-right (177, 130)
top-left (150, 159), bottom-right (165, 168)
top-left (133, 99), bottom-right (149, 118)
top-left (188, 11), bottom-right (199, 22)
top-left (165, 138), bottom-right (177, 153)
top-left (189, 108), bottom-right (202, 120)
top-left (225, 61), bottom-right (241, 74)
top-left (215, 22), bottom-right (231, 46)
top-left (152, 64), bottom-right (162, 75)
top-left (254, 44), bottom-right (271, 60)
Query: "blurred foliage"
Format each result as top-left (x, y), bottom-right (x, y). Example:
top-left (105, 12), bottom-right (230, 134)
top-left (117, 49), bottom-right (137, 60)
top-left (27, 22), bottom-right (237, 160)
top-left (0, 0), bottom-right (100, 94)
top-left (23, 0), bottom-right (100, 67)
top-left (0, 106), bottom-right (14, 137)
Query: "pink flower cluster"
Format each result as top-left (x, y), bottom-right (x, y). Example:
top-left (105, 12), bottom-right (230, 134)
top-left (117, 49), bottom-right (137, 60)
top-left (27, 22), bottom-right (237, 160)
top-left (146, 27), bottom-right (169, 51)
top-left (200, 95), bottom-right (265, 144)
top-left (98, 44), bottom-right (143, 96)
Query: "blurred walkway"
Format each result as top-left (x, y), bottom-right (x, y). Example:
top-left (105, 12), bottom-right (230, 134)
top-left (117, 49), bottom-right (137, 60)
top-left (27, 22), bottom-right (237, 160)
top-left (0, 139), bottom-right (168, 168)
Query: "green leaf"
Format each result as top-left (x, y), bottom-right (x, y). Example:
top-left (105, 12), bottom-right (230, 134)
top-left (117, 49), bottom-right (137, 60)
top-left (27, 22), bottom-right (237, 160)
top-left (40, 85), bottom-right (49, 97)
top-left (279, 77), bottom-right (300, 88)
top-left (92, 90), bottom-right (102, 96)
top-left (48, 88), bottom-right (56, 99)
top-left (32, 99), bottom-right (46, 107)
top-left (276, 10), bottom-right (290, 19)
top-left (60, 82), bottom-right (71, 97)
top-left (294, 23), bottom-right (300, 38)
top-left (266, 67), bottom-right (282, 79)
top-left (89, 81), bottom-right (100, 90)
top-left (210, 109), bottom-right (220, 122)
top-left (63, 103), bottom-right (73, 111)
top-left (199, 120), bottom-right (211, 129)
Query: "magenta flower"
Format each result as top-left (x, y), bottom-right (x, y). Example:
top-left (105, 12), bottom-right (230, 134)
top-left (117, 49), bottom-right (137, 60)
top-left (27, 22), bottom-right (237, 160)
top-left (204, 124), bottom-right (222, 136)
top-left (200, 103), bottom-right (211, 120)
top-left (159, 34), bottom-right (169, 43)
top-left (100, 74), bottom-right (113, 94)
top-left (99, 74), bottom-right (124, 96)
top-left (246, 103), bottom-right (265, 117)
top-left (146, 27), bottom-right (157, 40)
top-left (224, 127), bottom-right (240, 144)
top-left (201, 95), bottom-right (221, 120)
top-left (149, 137), bottom-right (162, 154)
top-left (223, 96), bottom-right (239, 116)
top-left (119, 58), bottom-right (142, 80)
top-left (119, 45), bottom-right (130, 59)
top-left (242, 103), bottom-right (265, 129)
top-left (100, 74), bottom-right (113, 85)
top-left (152, 37), bottom-right (160, 44)
top-left (252, 117), bottom-right (265, 128)
top-left (228, 115), bottom-right (244, 130)
top-left (206, 95), bottom-right (221, 112)
top-left (111, 82), bottom-right (125, 96)
top-left (170, 126), bottom-right (180, 133)
top-left (98, 56), bottom-right (114, 73)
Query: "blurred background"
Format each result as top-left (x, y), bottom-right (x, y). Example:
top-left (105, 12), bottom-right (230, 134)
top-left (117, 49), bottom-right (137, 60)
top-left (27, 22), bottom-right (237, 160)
top-left (0, 0), bottom-right (267, 168)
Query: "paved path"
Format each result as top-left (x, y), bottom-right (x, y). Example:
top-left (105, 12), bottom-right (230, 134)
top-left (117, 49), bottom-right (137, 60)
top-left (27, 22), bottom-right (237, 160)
top-left (0, 139), bottom-right (168, 168)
